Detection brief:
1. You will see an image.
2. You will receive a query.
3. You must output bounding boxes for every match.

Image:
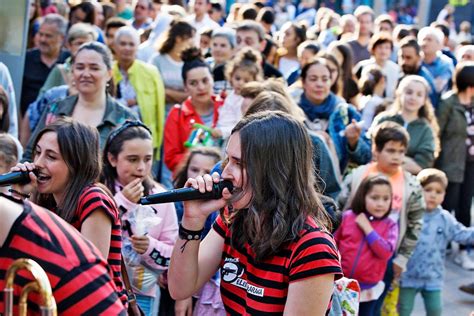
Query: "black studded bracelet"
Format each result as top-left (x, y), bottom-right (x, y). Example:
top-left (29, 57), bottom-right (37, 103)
top-left (178, 224), bottom-right (204, 252)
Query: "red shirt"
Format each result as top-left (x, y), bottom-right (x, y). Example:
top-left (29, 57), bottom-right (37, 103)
top-left (71, 185), bottom-right (127, 305)
top-left (213, 215), bottom-right (342, 315)
top-left (0, 201), bottom-right (126, 315)
top-left (164, 96), bottom-right (222, 172)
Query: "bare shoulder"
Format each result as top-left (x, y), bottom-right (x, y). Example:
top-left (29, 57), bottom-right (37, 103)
top-left (0, 197), bottom-right (23, 246)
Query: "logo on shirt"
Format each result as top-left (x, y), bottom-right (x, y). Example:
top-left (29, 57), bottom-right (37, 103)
top-left (221, 257), bottom-right (265, 297)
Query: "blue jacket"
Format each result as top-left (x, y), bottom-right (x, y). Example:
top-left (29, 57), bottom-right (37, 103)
top-left (400, 206), bottom-right (474, 290)
top-left (327, 102), bottom-right (372, 171)
top-left (299, 92), bottom-right (372, 172)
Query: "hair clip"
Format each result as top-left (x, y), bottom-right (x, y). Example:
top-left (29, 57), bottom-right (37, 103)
top-left (106, 120), bottom-right (152, 145)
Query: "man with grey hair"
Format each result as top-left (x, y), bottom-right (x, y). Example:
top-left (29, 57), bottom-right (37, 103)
top-left (20, 14), bottom-right (69, 116)
top-left (457, 45), bottom-right (474, 62)
top-left (418, 26), bottom-right (454, 94)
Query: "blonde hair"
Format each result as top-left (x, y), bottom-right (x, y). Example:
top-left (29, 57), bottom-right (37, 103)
top-left (390, 75), bottom-right (440, 157)
top-left (224, 47), bottom-right (263, 83)
top-left (245, 91), bottom-right (306, 122)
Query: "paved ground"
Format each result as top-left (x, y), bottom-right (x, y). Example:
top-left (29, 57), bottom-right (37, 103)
top-left (412, 203), bottom-right (474, 315)
top-left (411, 251), bottom-right (474, 315)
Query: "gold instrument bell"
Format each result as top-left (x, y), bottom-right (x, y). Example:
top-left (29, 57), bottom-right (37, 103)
top-left (4, 258), bottom-right (57, 316)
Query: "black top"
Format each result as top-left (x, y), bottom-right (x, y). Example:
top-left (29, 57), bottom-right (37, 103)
top-left (20, 48), bottom-right (69, 115)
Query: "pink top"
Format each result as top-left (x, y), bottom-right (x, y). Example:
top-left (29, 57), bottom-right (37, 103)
top-left (114, 181), bottom-right (178, 297)
top-left (335, 210), bottom-right (398, 288)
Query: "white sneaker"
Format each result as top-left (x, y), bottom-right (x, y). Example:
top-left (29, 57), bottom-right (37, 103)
top-left (454, 250), bottom-right (474, 270)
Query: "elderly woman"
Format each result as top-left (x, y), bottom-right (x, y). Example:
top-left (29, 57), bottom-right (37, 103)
top-left (23, 42), bottom-right (137, 161)
top-left (208, 28), bottom-right (235, 70)
top-left (112, 26), bottom-right (166, 157)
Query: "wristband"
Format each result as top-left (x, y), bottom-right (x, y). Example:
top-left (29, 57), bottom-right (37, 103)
top-left (178, 224), bottom-right (204, 253)
top-left (179, 224), bottom-right (204, 241)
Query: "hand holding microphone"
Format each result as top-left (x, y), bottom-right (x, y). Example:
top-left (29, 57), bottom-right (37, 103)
top-left (139, 173), bottom-right (233, 230)
top-left (183, 173), bottom-right (233, 230)
top-left (0, 162), bottom-right (38, 187)
top-left (1, 162), bottom-right (38, 199)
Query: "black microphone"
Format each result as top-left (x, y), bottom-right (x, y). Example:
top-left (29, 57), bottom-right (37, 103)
top-left (139, 180), bottom-right (234, 205)
top-left (0, 170), bottom-right (36, 187)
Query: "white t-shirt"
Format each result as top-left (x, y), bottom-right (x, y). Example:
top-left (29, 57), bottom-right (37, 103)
top-left (216, 91), bottom-right (243, 139)
top-left (185, 13), bottom-right (220, 32)
top-left (359, 58), bottom-right (400, 100)
top-left (278, 57), bottom-right (300, 80)
top-left (150, 53), bottom-right (185, 109)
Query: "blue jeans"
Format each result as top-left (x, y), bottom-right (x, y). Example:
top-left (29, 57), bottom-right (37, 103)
top-left (136, 294), bottom-right (155, 316)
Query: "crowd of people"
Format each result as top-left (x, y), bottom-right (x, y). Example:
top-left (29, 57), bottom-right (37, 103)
top-left (0, 0), bottom-right (473, 315)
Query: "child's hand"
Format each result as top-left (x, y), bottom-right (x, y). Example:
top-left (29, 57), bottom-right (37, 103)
top-left (211, 128), bottom-right (222, 138)
top-left (131, 235), bottom-right (150, 254)
top-left (158, 272), bottom-right (168, 288)
top-left (122, 178), bottom-right (144, 203)
top-left (355, 213), bottom-right (373, 235)
top-left (175, 297), bottom-right (193, 316)
top-left (345, 119), bottom-right (362, 149)
top-left (393, 262), bottom-right (403, 280)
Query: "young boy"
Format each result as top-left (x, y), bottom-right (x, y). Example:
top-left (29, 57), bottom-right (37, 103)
top-left (337, 121), bottom-right (425, 313)
top-left (398, 168), bottom-right (474, 316)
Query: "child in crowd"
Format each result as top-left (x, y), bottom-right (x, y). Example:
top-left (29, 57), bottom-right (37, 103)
top-left (372, 75), bottom-right (439, 175)
top-left (173, 146), bottom-right (222, 223)
top-left (0, 133), bottom-right (19, 194)
top-left (338, 121), bottom-right (424, 313)
top-left (335, 175), bottom-right (398, 315)
top-left (158, 146), bottom-right (223, 316)
top-left (199, 28), bottom-right (213, 58)
top-left (101, 121), bottom-right (178, 316)
top-left (399, 169), bottom-right (474, 316)
top-left (357, 65), bottom-right (386, 131)
top-left (214, 47), bottom-right (263, 140)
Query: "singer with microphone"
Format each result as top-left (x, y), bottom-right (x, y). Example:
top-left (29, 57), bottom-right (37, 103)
top-left (9, 117), bottom-right (127, 306)
top-left (167, 111), bottom-right (343, 315)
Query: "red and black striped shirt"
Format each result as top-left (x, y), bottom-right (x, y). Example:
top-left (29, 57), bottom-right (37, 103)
top-left (213, 215), bottom-right (343, 315)
top-left (71, 185), bottom-right (127, 305)
top-left (0, 201), bottom-right (126, 315)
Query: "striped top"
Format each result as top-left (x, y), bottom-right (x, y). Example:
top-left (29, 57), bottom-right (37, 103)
top-left (213, 215), bottom-right (342, 315)
top-left (71, 185), bottom-right (127, 305)
top-left (0, 201), bottom-right (126, 315)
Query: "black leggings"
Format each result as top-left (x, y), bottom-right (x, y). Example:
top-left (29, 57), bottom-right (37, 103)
top-left (442, 161), bottom-right (474, 250)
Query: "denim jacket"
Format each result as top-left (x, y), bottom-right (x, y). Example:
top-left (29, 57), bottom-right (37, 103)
top-left (299, 93), bottom-right (372, 172)
top-left (23, 95), bottom-right (137, 161)
top-left (400, 207), bottom-right (474, 289)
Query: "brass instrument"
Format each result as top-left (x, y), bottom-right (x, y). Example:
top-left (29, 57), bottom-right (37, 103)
top-left (4, 258), bottom-right (57, 316)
